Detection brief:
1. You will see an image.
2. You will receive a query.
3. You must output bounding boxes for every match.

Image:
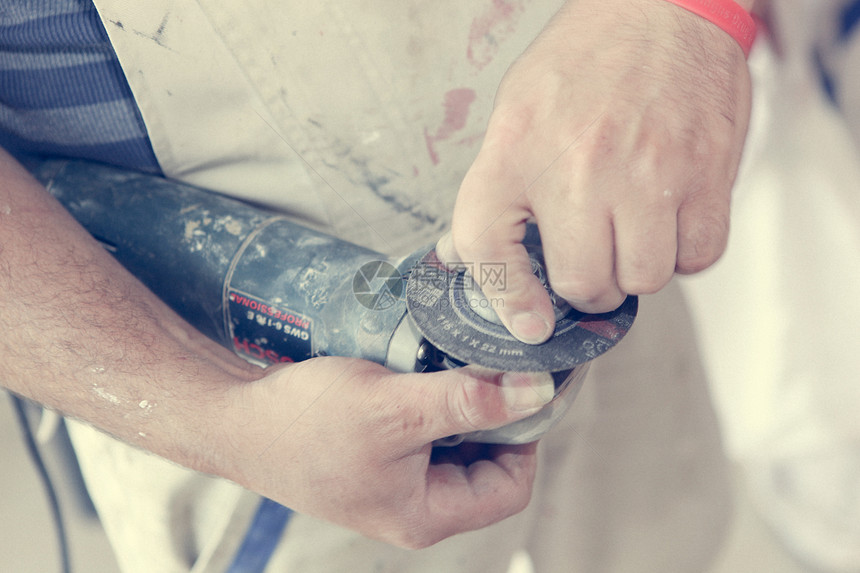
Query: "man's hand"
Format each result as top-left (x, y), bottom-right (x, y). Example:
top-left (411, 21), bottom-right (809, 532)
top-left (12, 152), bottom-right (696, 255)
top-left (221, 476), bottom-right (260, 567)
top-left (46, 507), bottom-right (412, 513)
top-left (449, 0), bottom-right (753, 342)
top-left (220, 359), bottom-right (547, 549)
top-left (0, 148), bottom-right (544, 550)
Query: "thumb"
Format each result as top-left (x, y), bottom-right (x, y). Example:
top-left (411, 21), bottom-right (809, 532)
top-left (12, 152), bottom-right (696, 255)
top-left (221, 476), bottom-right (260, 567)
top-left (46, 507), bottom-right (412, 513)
top-left (436, 231), bottom-right (555, 345)
top-left (418, 366), bottom-right (555, 440)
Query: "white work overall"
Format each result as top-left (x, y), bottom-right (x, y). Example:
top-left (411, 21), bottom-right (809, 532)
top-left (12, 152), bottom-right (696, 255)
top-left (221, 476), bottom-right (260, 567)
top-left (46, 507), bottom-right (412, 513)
top-left (66, 1), bottom-right (731, 571)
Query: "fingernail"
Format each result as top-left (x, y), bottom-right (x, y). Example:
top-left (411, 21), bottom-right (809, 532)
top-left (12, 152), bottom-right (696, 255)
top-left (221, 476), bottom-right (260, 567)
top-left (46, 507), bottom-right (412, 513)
top-left (500, 372), bottom-right (555, 412)
top-left (511, 312), bottom-right (552, 345)
top-left (434, 232), bottom-right (460, 268)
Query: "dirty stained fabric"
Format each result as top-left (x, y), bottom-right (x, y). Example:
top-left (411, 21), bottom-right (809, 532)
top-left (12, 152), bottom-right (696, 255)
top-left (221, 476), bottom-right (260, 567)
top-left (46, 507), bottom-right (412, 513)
top-left (36, 0), bottom-right (731, 571)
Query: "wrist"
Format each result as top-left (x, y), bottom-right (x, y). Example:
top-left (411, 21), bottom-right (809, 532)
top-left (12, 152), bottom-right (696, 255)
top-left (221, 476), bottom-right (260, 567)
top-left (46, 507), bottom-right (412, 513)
top-left (207, 363), bottom-right (292, 489)
top-left (660, 0), bottom-right (756, 57)
top-left (168, 352), bottom-right (266, 479)
top-left (122, 340), bottom-right (264, 479)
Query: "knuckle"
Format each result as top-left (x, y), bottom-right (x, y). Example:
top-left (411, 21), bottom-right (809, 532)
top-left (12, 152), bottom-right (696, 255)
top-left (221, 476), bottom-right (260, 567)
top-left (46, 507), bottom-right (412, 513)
top-left (367, 493), bottom-right (441, 549)
top-left (379, 517), bottom-right (434, 550)
top-left (486, 104), bottom-right (536, 149)
top-left (446, 378), bottom-right (489, 432)
top-left (556, 288), bottom-right (625, 314)
top-left (509, 486), bottom-right (533, 516)
top-left (617, 271), bottom-right (670, 296)
top-left (617, 254), bottom-right (676, 296)
top-left (626, 148), bottom-right (666, 191)
top-left (549, 275), bottom-right (609, 306)
top-left (389, 525), bottom-right (439, 550)
top-left (677, 211), bottom-right (729, 273)
top-left (386, 506), bottom-right (461, 550)
top-left (448, 228), bottom-right (481, 263)
top-left (403, 530), bottom-right (446, 550)
top-left (449, 213), bottom-right (506, 266)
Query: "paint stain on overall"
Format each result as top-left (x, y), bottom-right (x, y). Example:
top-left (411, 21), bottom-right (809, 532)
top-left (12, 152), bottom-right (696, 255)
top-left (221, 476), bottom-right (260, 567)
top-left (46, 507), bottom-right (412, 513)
top-left (424, 88), bottom-right (477, 165)
top-left (108, 12), bottom-right (174, 52)
top-left (467, 0), bottom-right (527, 70)
top-left (304, 118), bottom-right (440, 228)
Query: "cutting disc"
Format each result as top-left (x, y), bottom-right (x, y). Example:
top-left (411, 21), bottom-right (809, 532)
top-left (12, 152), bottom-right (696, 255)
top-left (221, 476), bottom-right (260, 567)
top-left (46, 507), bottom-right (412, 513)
top-left (405, 249), bottom-right (637, 372)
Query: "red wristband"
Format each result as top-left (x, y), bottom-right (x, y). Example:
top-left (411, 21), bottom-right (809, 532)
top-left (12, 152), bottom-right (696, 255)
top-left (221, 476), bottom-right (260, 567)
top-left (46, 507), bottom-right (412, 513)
top-left (662, 0), bottom-right (757, 58)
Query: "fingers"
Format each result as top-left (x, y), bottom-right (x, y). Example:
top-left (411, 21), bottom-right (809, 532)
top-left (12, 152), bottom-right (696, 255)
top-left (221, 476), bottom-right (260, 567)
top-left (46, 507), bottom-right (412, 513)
top-left (450, 174), bottom-right (680, 318)
top-left (404, 366), bottom-right (555, 442)
top-left (451, 153), bottom-right (729, 317)
top-left (380, 442), bottom-right (538, 549)
top-left (531, 191), bottom-right (626, 313)
top-left (441, 230), bottom-right (556, 345)
top-left (611, 193), bottom-right (681, 294)
top-left (361, 366), bottom-right (547, 548)
top-left (449, 168), bottom-right (556, 344)
top-left (675, 188), bottom-right (731, 274)
top-left (422, 442), bottom-right (538, 542)
top-left (449, 139), bottom-right (681, 323)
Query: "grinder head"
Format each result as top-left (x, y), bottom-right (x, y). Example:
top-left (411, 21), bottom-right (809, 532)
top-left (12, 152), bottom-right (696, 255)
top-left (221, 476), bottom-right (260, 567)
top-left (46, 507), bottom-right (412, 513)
top-left (404, 246), bottom-right (637, 373)
top-left (391, 229), bottom-right (638, 444)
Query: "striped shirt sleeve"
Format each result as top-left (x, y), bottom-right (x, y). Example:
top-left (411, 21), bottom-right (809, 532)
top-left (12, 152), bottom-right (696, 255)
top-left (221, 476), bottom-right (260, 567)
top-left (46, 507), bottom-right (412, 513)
top-left (0, 0), bottom-right (161, 174)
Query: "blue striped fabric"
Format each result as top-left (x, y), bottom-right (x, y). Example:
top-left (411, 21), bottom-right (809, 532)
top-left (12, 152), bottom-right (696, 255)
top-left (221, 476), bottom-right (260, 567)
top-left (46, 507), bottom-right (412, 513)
top-left (816, 0), bottom-right (860, 103)
top-left (841, 0), bottom-right (860, 40)
top-left (0, 0), bottom-right (161, 173)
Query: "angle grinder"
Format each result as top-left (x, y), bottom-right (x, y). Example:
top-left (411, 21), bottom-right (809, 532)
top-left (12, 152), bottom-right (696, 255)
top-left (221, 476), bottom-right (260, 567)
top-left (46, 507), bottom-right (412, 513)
top-left (28, 159), bottom-right (637, 445)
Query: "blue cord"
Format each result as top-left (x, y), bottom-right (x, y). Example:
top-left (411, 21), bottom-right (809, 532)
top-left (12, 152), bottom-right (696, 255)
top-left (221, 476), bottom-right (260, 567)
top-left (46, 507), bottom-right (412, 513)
top-left (224, 498), bottom-right (293, 573)
top-left (10, 395), bottom-right (71, 573)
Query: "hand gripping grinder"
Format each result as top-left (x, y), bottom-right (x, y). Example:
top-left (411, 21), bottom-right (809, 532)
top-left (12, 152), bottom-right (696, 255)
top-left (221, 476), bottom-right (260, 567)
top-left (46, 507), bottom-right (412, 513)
top-left (29, 159), bottom-right (637, 445)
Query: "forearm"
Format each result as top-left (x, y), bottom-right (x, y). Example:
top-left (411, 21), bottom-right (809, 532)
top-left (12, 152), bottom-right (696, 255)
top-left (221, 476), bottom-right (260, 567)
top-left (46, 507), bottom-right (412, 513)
top-left (0, 148), bottom-right (263, 474)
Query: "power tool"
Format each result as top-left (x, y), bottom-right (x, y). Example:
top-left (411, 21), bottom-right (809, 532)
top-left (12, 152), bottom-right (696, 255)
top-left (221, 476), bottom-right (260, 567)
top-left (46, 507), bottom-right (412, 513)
top-left (28, 159), bottom-right (637, 445)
